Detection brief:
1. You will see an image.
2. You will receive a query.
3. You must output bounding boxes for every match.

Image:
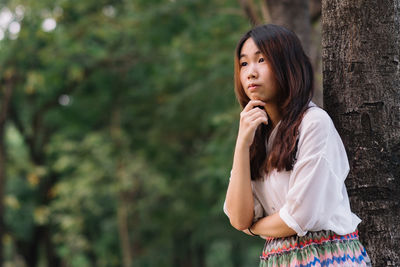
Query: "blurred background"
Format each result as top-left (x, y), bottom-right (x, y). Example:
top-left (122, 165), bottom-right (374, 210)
top-left (0, 0), bottom-right (322, 266)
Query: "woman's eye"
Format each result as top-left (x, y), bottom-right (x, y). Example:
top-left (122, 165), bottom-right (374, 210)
top-left (259, 58), bottom-right (265, 63)
top-left (240, 62), bottom-right (247, 67)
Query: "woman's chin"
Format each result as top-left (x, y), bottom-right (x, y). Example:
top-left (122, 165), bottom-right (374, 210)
top-left (252, 96), bottom-right (265, 101)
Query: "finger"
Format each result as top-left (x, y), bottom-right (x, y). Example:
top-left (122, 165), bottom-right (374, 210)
top-left (246, 109), bottom-right (268, 121)
top-left (253, 117), bottom-right (269, 126)
top-left (243, 100), bottom-right (266, 112)
top-left (242, 107), bottom-right (263, 117)
top-left (243, 114), bottom-right (267, 130)
top-left (248, 114), bottom-right (268, 123)
top-left (242, 105), bottom-right (267, 118)
top-left (244, 100), bottom-right (266, 111)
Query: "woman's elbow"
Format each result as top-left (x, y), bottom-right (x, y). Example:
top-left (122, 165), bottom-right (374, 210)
top-left (224, 202), bottom-right (253, 230)
top-left (229, 217), bottom-right (252, 231)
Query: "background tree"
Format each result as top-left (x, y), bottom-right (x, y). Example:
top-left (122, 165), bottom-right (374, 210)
top-left (0, 0), bottom-right (265, 266)
top-left (322, 0), bottom-right (400, 265)
top-left (0, 64), bottom-right (15, 266)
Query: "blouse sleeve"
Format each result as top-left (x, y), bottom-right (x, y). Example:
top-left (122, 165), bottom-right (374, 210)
top-left (279, 109), bottom-right (350, 236)
top-left (252, 185), bottom-right (264, 223)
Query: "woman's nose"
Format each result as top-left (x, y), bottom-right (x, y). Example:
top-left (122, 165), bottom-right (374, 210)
top-left (248, 66), bottom-right (258, 79)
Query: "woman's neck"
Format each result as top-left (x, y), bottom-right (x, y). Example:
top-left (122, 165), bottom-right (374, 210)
top-left (265, 103), bottom-right (282, 130)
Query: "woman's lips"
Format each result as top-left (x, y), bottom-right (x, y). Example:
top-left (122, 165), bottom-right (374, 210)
top-left (248, 84), bottom-right (260, 91)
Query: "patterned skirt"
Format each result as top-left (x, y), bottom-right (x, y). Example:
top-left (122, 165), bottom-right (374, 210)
top-left (259, 230), bottom-right (371, 267)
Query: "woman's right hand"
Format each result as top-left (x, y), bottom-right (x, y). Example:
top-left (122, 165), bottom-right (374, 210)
top-left (237, 100), bottom-right (268, 148)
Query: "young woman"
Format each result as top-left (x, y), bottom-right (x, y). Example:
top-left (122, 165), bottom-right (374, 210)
top-left (223, 24), bottom-right (372, 266)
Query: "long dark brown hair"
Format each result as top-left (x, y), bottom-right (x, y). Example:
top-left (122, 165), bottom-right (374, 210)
top-left (234, 24), bottom-right (314, 180)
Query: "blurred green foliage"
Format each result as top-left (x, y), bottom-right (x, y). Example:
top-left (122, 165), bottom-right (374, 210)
top-left (1, 0), bottom-right (265, 266)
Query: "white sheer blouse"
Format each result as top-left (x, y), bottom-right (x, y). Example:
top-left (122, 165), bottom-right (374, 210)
top-left (224, 103), bottom-right (361, 237)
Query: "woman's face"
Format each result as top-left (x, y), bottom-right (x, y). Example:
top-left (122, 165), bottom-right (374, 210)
top-left (239, 38), bottom-right (279, 104)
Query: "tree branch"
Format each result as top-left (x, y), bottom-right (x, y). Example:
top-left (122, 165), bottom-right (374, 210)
top-left (260, 0), bottom-right (271, 22)
top-left (239, 0), bottom-right (262, 26)
top-left (0, 71), bottom-right (15, 127)
top-left (309, 0), bottom-right (321, 24)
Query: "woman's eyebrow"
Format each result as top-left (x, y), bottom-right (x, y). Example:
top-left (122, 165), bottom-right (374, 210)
top-left (239, 51), bottom-right (262, 59)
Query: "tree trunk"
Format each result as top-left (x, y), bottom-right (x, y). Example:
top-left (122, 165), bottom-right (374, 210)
top-left (110, 104), bottom-right (134, 267)
top-left (117, 194), bottom-right (133, 267)
top-left (265, 0), bottom-right (311, 55)
top-left (9, 70), bottom-right (90, 266)
top-left (322, 1), bottom-right (400, 265)
top-left (16, 174), bottom-right (61, 267)
top-left (173, 231), bottom-right (194, 267)
top-left (0, 72), bottom-right (15, 267)
top-left (10, 100), bottom-right (60, 266)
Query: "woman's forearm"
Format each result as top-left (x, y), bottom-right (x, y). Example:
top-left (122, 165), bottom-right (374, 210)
top-left (250, 212), bottom-right (296, 238)
top-left (225, 100), bottom-right (268, 231)
top-left (224, 140), bottom-right (254, 230)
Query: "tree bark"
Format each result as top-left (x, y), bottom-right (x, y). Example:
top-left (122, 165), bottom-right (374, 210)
top-left (0, 72), bottom-right (15, 267)
top-left (322, 1), bottom-right (400, 265)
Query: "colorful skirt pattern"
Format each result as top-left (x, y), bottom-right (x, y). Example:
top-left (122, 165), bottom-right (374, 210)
top-left (259, 230), bottom-right (371, 267)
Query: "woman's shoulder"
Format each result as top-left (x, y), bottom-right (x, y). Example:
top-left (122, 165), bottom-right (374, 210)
top-left (298, 102), bottom-right (337, 141)
top-left (303, 103), bottom-right (331, 121)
